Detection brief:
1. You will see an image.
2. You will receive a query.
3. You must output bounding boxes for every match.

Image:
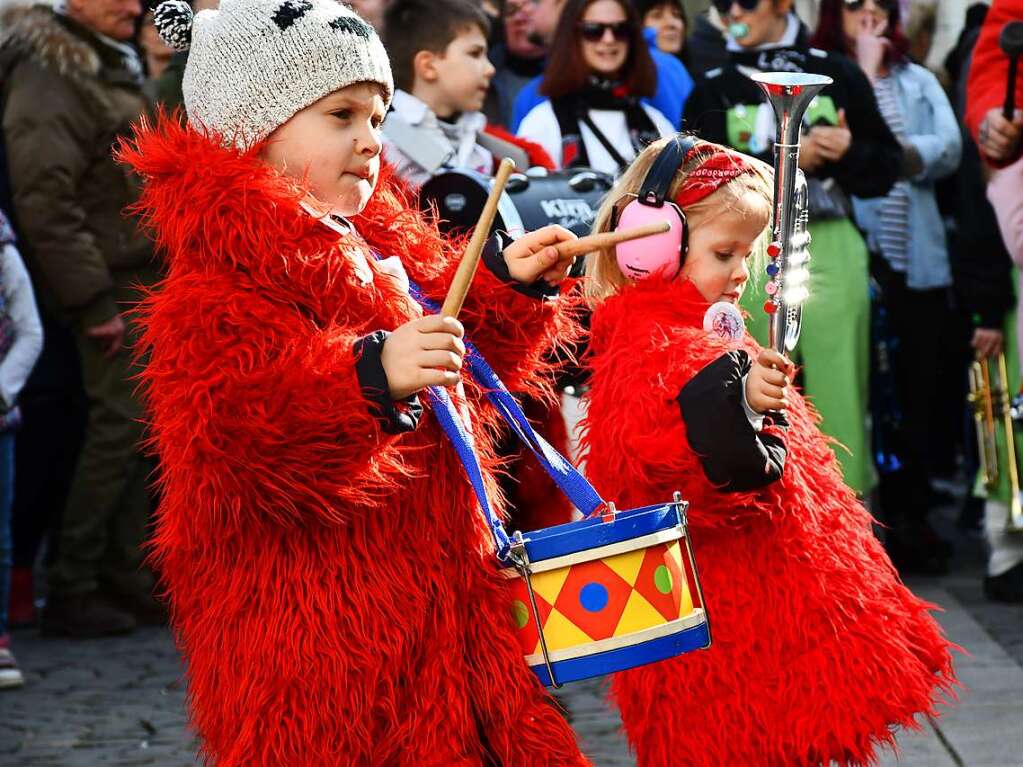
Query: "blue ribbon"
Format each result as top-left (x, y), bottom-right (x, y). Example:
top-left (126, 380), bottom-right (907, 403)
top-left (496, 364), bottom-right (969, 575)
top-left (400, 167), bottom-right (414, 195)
top-left (402, 278), bottom-right (605, 560)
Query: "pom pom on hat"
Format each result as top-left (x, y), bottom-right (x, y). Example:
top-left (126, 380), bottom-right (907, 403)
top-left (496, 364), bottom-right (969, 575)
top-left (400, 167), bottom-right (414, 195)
top-left (153, 0), bottom-right (194, 51)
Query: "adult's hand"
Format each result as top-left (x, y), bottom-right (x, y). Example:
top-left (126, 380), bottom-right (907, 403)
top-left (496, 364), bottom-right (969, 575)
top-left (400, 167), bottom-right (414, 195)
top-left (854, 12), bottom-right (889, 82)
top-left (798, 133), bottom-right (825, 173)
top-left (86, 313), bottom-right (126, 359)
top-left (971, 327), bottom-right (1004, 360)
top-left (811, 109), bottom-right (852, 163)
top-left (978, 108), bottom-right (1023, 163)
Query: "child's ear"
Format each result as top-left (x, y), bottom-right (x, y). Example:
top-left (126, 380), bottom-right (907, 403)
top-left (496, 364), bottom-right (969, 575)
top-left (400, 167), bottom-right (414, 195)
top-left (413, 50), bottom-right (440, 84)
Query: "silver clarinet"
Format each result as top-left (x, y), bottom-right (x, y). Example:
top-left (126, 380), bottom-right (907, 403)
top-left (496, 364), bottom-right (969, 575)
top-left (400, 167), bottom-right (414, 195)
top-left (750, 72), bottom-right (832, 354)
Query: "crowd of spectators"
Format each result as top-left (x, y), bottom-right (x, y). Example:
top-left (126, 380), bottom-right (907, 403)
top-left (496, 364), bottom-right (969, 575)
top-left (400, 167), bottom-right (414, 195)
top-left (0, 0), bottom-right (1020, 693)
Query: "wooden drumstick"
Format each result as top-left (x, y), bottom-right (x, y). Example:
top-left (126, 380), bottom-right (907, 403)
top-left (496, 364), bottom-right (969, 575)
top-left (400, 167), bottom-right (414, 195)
top-left (441, 158), bottom-right (516, 318)
top-left (553, 220), bottom-right (671, 260)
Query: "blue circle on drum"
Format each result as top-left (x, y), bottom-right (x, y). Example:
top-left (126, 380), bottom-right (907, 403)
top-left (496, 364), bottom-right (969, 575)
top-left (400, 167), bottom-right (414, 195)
top-left (579, 583), bottom-right (609, 612)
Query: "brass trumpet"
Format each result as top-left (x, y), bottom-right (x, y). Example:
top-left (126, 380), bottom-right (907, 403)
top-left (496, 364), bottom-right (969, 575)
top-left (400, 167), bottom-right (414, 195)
top-left (968, 351), bottom-right (1023, 532)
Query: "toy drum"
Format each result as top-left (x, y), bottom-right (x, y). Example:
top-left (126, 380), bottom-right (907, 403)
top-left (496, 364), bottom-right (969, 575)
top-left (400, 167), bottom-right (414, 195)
top-left (504, 493), bottom-right (710, 687)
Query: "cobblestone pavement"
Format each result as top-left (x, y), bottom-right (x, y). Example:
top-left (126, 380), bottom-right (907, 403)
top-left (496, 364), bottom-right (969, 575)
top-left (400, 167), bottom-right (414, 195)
top-left (1, 496), bottom-right (1021, 766)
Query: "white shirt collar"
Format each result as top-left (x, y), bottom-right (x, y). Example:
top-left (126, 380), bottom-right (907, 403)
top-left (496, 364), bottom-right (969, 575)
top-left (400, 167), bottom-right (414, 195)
top-left (390, 89), bottom-right (488, 135)
top-left (299, 201), bottom-right (374, 285)
top-left (390, 90), bottom-right (432, 127)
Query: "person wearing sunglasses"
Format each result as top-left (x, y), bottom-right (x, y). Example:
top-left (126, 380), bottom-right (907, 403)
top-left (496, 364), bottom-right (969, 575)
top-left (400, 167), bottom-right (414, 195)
top-left (515, 0), bottom-right (675, 174)
top-left (683, 0), bottom-right (902, 505)
top-left (509, 0), bottom-right (693, 132)
top-left (812, 0), bottom-right (962, 576)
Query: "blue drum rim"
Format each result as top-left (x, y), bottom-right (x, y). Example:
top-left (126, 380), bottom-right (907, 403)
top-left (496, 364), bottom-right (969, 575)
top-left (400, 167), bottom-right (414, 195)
top-left (515, 502), bottom-right (683, 564)
top-left (529, 620), bottom-right (711, 687)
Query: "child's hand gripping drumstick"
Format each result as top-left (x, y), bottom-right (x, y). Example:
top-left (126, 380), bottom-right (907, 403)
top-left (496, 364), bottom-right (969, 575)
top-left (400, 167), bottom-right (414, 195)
top-left (554, 221), bottom-right (671, 260)
top-left (383, 165), bottom-right (517, 401)
top-left (441, 158), bottom-right (516, 318)
top-left (500, 220), bottom-right (673, 287)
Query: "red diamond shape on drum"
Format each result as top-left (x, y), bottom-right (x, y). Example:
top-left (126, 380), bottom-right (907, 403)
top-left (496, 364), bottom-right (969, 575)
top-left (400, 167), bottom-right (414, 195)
top-left (553, 559), bottom-right (631, 641)
top-left (634, 544), bottom-right (685, 622)
top-left (508, 577), bottom-right (553, 655)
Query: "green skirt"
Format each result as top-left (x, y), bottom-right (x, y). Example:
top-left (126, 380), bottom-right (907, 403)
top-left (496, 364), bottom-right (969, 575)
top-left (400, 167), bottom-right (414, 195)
top-left (741, 217), bottom-right (874, 495)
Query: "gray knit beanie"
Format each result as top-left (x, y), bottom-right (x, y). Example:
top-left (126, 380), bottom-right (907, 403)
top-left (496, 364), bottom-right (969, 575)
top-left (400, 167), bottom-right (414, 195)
top-left (153, 0), bottom-right (393, 148)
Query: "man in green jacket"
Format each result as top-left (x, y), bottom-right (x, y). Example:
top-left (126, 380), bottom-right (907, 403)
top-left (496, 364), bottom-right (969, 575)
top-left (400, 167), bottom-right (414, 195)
top-left (1, 0), bottom-right (160, 636)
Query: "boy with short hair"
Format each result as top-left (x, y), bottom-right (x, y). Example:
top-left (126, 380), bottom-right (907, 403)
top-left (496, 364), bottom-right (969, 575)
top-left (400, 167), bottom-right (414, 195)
top-left (382, 0), bottom-right (553, 187)
top-left (125, 1), bottom-right (590, 764)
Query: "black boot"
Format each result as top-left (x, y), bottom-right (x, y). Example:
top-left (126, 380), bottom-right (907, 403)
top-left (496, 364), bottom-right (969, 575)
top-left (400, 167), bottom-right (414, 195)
top-left (102, 584), bottom-right (169, 627)
top-left (884, 521), bottom-right (951, 576)
top-left (984, 562), bottom-right (1023, 603)
top-left (40, 591), bottom-right (136, 638)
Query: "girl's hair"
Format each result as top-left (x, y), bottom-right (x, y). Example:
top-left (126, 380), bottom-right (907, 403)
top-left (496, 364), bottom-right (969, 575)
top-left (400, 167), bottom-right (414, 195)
top-left (585, 137), bottom-right (774, 301)
top-left (810, 0), bottom-right (910, 68)
top-left (636, 0), bottom-right (687, 27)
top-left (540, 0), bottom-right (657, 100)
top-left (636, 0), bottom-right (689, 62)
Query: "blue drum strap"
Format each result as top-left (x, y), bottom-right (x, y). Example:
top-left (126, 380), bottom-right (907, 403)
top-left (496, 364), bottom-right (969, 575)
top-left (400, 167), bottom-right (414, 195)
top-left (462, 346), bottom-right (604, 518)
top-left (428, 384), bottom-right (514, 559)
top-left (382, 271), bottom-right (605, 559)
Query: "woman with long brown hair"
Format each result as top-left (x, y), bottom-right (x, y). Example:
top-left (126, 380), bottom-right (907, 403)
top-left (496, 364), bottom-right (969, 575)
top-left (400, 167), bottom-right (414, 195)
top-left (516, 0), bottom-right (675, 175)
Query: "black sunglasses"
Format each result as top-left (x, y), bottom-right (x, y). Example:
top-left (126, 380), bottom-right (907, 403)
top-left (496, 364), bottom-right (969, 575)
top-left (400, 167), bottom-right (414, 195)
top-left (843, 0), bottom-right (894, 11)
top-left (578, 21), bottom-right (634, 42)
top-left (711, 0), bottom-right (761, 15)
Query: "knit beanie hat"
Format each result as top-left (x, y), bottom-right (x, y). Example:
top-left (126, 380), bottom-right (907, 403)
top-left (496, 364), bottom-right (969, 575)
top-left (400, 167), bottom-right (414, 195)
top-left (152, 0), bottom-right (393, 148)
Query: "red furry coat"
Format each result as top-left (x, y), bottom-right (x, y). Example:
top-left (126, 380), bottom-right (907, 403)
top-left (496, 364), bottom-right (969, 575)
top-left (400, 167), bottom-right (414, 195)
top-left (119, 117), bottom-right (590, 767)
top-left (580, 278), bottom-right (957, 767)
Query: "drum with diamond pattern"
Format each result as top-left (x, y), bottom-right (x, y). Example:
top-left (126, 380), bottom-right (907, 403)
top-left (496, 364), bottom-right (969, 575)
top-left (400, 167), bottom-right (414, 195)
top-left (504, 500), bottom-right (711, 686)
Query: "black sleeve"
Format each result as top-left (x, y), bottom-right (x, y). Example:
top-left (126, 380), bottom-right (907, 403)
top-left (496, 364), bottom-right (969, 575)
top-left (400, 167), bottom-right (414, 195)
top-left (353, 331), bottom-right (422, 435)
top-left (677, 350), bottom-right (787, 492)
top-left (949, 42), bottom-right (1015, 331)
top-left (822, 60), bottom-right (901, 199)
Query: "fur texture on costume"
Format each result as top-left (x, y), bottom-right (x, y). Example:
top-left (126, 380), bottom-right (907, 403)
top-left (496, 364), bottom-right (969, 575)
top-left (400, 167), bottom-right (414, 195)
top-left (118, 115), bottom-right (587, 767)
top-left (580, 277), bottom-right (958, 767)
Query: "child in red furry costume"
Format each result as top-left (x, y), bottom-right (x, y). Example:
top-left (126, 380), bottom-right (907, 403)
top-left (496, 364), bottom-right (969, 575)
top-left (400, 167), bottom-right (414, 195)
top-left (121, 2), bottom-right (591, 765)
top-left (579, 137), bottom-right (958, 766)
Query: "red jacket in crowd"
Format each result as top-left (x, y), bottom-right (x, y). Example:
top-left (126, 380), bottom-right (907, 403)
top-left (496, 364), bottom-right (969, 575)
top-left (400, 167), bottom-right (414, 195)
top-left (966, 0), bottom-right (1023, 166)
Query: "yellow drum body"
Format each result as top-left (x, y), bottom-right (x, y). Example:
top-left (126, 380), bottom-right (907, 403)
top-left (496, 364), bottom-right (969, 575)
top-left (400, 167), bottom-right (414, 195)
top-left (504, 499), bottom-right (710, 686)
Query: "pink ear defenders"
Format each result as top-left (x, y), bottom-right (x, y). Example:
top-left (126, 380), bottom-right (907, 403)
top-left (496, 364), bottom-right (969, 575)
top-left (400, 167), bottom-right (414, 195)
top-left (611, 135), bottom-right (698, 281)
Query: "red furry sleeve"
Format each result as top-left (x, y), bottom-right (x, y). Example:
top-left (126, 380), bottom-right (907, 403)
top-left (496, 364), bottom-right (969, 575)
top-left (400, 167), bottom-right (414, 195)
top-left (965, 0), bottom-right (1023, 167)
top-left (584, 324), bottom-right (784, 530)
top-left (141, 274), bottom-right (408, 529)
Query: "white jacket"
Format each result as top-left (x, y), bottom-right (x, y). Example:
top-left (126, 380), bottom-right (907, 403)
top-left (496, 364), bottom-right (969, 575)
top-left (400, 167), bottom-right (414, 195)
top-left (516, 100), bottom-right (675, 175)
top-left (0, 241), bottom-right (43, 410)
